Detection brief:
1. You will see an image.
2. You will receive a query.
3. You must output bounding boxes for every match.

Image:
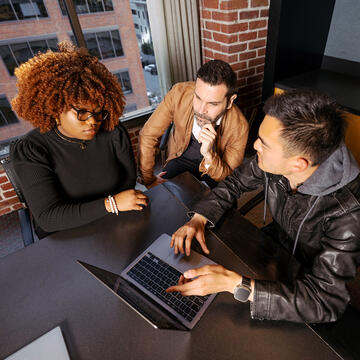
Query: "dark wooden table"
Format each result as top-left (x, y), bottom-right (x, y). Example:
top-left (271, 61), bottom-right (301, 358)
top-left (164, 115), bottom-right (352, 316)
top-left (0, 174), bottom-right (341, 360)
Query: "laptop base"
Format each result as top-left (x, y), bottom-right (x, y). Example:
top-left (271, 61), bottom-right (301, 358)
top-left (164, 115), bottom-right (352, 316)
top-left (78, 260), bottom-right (188, 331)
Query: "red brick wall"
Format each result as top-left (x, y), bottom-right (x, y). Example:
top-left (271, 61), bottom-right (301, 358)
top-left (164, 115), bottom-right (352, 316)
top-left (200, 0), bottom-right (269, 115)
top-left (127, 125), bottom-right (142, 160)
top-left (0, 168), bottom-right (23, 216)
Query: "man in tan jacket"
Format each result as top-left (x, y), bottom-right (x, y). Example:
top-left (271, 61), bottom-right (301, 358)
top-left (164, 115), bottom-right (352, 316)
top-left (138, 60), bottom-right (249, 188)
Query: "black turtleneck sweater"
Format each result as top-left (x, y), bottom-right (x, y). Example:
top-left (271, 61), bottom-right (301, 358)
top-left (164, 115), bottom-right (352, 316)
top-left (11, 124), bottom-right (136, 233)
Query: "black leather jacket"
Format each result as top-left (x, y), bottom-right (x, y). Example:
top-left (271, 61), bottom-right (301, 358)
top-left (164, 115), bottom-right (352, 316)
top-left (194, 145), bottom-right (360, 323)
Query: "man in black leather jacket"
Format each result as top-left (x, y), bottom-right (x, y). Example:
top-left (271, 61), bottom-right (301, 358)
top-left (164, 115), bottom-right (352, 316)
top-left (167, 89), bottom-right (360, 323)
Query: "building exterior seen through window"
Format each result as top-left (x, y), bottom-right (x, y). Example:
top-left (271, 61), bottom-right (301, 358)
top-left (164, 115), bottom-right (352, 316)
top-left (0, 0), bottom-right (161, 157)
top-left (0, 0), bottom-right (49, 22)
top-left (0, 96), bottom-right (18, 127)
top-left (113, 70), bottom-right (132, 94)
top-left (0, 37), bottom-right (58, 75)
top-left (70, 29), bottom-right (124, 59)
top-left (58, 0), bottom-right (114, 15)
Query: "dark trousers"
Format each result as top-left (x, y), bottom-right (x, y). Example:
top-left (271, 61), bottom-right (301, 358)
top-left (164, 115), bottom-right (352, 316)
top-left (162, 156), bottom-right (218, 188)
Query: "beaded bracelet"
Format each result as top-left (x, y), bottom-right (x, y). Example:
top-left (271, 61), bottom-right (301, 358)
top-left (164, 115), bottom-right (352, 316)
top-left (107, 195), bottom-right (119, 216)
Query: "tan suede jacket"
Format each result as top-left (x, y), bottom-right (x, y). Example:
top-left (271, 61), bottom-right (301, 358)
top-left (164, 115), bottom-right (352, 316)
top-left (138, 82), bottom-right (249, 186)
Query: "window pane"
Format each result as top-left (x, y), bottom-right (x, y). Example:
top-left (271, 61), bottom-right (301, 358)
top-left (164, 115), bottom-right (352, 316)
top-left (0, 111), bottom-right (7, 126)
top-left (121, 71), bottom-right (132, 94)
top-left (12, 0), bottom-right (39, 20)
top-left (104, 0), bottom-right (113, 11)
top-left (97, 31), bottom-right (115, 59)
top-left (32, 0), bottom-right (48, 17)
top-left (10, 42), bottom-right (33, 66)
top-left (87, 0), bottom-right (104, 13)
top-left (29, 39), bottom-right (48, 55)
top-left (0, 45), bottom-right (17, 75)
top-left (84, 32), bottom-right (101, 58)
top-left (111, 30), bottom-right (123, 57)
top-left (123, 103), bottom-right (137, 114)
top-left (0, 97), bottom-right (18, 126)
top-left (0, 1), bottom-right (17, 21)
top-left (74, 0), bottom-right (88, 14)
top-left (47, 38), bottom-right (59, 52)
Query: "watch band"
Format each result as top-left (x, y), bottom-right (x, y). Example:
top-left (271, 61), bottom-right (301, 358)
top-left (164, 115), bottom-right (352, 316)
top-left (234, 276), bottom-right (252, 302)
top-left (242, 276), bottom-right (251, 289)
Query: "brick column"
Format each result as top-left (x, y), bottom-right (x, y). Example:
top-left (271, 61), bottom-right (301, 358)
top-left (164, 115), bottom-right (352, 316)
top-left (0, 168), bottom-right (23, 216)
top-left (127, 126), bottom-right (142, 160)
top-left (200, 0), bottom-right (269, 115)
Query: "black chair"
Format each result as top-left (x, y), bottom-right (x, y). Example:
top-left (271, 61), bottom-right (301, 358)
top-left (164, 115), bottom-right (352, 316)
top-left (0, 156), bottom-right (35, 246)
top-left (159, 122), bottom-right (173, 166)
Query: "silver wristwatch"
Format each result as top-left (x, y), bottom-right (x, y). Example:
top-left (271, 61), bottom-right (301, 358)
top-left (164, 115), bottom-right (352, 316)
top-left (234, 276), bottom-right (251, 302)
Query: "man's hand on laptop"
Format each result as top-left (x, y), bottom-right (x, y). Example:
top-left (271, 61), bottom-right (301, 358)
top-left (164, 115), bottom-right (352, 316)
top-left (170, 213), bottom-right (209, 256)
top-left (166, 264), bottom-right (242, 297)
top-left (147, 171), bottom-right (167, 189)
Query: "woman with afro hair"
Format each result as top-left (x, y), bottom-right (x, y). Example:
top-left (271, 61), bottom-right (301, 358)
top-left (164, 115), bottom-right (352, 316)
top-left (11, 41), bottom-right (148, 237)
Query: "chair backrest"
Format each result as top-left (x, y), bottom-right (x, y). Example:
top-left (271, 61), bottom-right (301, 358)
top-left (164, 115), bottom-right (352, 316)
top-left (1, 155), bottom-right (35, 246)
top-left (344, 112), bottom-right (360, 166)
top-left (159, 122), bottom-right (173, 151)
top-left (0, 156), bottom-right (26, 204)
top-left (159, 123), bottom-right (174, 166)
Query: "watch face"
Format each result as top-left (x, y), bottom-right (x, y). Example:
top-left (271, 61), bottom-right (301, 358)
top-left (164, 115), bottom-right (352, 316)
top-left (234, 286), bottom-right (251, 302)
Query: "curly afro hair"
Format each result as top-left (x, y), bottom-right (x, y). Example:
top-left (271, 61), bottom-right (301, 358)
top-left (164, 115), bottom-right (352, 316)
top-left (11, 41), bottom-right (126, 133)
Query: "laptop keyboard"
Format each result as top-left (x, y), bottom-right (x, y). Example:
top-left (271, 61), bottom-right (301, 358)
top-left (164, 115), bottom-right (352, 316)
top-left (126, 252), bottom-right (209, 322)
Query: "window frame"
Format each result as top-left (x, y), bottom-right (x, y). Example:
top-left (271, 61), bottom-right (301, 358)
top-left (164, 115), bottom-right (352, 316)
top-left (58, 0), bottom-right (114, 16)
top-left (0, 0), bottom-right (49, 23)
top-left (69, 27), bottom-right (124, 61)
top-left (113, 69), bottom-right (133, 95)
top-left (0, 95), bottom-right (19, 128)
top-left (0, 34), bottom-right (59, 76)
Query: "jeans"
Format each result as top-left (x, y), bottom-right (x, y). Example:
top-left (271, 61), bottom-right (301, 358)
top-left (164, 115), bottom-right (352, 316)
top-left (162, 156), bottom-right (218, 189)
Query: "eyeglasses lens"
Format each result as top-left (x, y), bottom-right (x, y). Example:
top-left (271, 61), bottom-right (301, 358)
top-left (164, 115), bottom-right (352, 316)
top-left (77, 109), bottom-right (108, 122)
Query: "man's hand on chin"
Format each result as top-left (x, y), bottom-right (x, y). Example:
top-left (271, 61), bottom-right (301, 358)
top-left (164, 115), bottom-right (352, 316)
top-left (199, 124), bottom-right (217, 165)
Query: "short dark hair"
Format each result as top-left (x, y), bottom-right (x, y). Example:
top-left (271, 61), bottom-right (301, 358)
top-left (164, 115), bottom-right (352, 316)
top-left (263, 89), bottom-right (346, 165)
top-left (196, 60), bottom-right (237, 99)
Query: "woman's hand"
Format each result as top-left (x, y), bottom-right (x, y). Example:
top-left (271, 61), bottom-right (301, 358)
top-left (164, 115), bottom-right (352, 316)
top-left (105, 189), bottom-right (148, 212)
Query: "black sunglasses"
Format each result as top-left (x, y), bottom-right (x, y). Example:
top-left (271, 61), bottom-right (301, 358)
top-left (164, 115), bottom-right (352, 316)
top-left (71, 106), bottom-right (109, 122)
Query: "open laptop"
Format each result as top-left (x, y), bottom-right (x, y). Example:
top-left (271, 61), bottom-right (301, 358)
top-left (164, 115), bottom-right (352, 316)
top-left (79, 233), bottom-right (216, 331)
